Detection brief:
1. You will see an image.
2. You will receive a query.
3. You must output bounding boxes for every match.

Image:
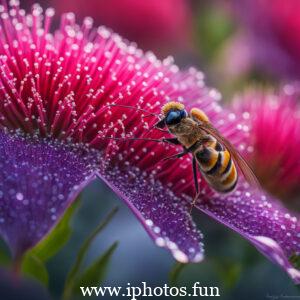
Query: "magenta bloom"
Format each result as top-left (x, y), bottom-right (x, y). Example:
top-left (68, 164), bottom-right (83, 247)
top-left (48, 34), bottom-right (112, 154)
top-left (0, 2), bottom-right (300, 283)
top-left (232, 87), bottom-right (300, 202)
top-left (50, 0), bottom-right (193, 57)
top-left (231, 0), bottom-right (300, 79)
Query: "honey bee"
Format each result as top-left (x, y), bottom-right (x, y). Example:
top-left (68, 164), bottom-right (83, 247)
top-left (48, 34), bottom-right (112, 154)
top-left (103, 101), bottom-right (258, 207)
top-left (153, 101), bottom-right (258, 198)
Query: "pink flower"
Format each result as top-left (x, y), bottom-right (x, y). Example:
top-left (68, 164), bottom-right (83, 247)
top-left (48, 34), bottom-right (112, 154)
top-left (231, 0), bottom-right (300, 79)
top-left (0, 1), bottom-right (300, 283)
top-left (50, 0), bottom-right (193, 57)
top-left (232, 86), bottom-right (300, 204)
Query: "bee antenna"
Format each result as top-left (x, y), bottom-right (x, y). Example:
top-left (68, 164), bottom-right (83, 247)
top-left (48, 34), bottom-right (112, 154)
top-left (149, 125), bottom-right (169, 133)
top-left (105, 104), bottom-right (160, 118)
top-left (143, 114), bottom-right (155, 119)
top-left (97, 136), bottom-right (166, 143)
top-left (102, 103), bottom-right (168, 133)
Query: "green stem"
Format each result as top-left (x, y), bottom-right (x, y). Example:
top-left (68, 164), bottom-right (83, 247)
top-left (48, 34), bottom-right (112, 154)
top-left (12, 254), bottom-right (23, 282)
top-left (62, 206), bottom-right (118, 300)
top-left (169, 262), bottom-right (186, 287)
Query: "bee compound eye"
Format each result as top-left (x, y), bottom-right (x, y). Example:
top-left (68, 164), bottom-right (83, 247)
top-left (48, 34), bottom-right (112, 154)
top-left (180, 110), bottom-right (188, 118)
top-left (166, 110), bottom-right (182, 125)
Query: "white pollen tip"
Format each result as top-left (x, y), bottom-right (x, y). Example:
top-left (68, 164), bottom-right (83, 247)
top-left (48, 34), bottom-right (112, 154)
top-left (172, 250), bottom-right (189, 264)
top-left (288, 268), bottom-right (300, 280)
top-left (193, 253), bottom-right (204, 263)
top-left (254, 235), bottom-right (279, 249)
top-left (155, 237), bottom-right (166, 247)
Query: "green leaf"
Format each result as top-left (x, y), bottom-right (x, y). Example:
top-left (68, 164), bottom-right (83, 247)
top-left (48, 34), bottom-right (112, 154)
top-left (0, 238), bottom-right (11, 266)
top-left (30, 198), bottom-right (80, 262)
top-left (75, 242), bottom-right (118, 292)
top-left (63, 207), bottom-right (118, 300)
top-left (290, 253), bottom-right (300, 269)
top-left (169, 263), bottom-right (186, 286)
top-left (21, 253), bottom-right (48, 286)
top-left (213, 259), bottom-right (241, 290)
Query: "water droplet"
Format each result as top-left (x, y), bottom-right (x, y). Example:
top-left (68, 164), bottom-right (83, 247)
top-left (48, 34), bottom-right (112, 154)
top-left (16, 192), bottom-right (24, 201)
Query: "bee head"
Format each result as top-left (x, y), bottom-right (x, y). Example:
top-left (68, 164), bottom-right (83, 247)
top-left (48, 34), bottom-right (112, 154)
top-left (153, 102), bottom-right (187, 129)
top-left (161, 101), bottom-right (188, 126)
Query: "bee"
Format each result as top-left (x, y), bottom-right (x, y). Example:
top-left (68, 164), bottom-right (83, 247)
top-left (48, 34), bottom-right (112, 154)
top-left (152, 102), bottom-right (258, 199)
top-left (102, 101), bottom-right (258, 206)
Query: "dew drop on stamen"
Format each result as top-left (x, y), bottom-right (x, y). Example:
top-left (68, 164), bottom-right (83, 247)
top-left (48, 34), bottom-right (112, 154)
top-left (16, 192), bottom-right (24, 201)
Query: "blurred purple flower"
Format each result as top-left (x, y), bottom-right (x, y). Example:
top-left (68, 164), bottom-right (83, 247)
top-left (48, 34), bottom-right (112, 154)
top-left (231, 0), bottom-right (300, 80)
top-left (0, 1), bottom-right (300, 283)
top-left (51, 0), bottom-right (193, 57)
top-left (232, 87), bottom-right (300, 203)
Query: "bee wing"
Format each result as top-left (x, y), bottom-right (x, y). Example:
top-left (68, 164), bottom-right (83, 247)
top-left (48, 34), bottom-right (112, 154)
top-left (198, 122), bottom-right (260, 188)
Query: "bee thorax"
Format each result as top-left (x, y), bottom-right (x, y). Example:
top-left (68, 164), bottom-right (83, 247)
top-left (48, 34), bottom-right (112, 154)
top-left (168, 118), bottom-right (202, 148)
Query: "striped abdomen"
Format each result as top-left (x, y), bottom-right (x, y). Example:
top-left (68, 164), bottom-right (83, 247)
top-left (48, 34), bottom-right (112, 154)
top-left (195, 137), bottom-right (237, 193)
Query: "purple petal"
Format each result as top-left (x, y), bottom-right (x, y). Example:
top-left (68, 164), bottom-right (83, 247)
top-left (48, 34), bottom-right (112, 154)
top-left (97, 164), bottom-right (204, 263)
top-left (250, 236), bottom-right (300, 283)
top-left (0, 131), bottom-right (98, 258)
top-left (198, 182), bottom-right (300, 283)
top-left (0, 130), bottom-right (204, 263)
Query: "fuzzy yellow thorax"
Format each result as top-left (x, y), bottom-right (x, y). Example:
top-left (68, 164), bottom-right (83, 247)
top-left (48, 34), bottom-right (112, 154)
top-left (162, 101), bottom-right (185, 115)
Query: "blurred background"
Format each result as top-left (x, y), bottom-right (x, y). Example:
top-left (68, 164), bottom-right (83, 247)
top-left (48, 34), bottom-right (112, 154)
top-left (1, 0), bottom-right (300, 299)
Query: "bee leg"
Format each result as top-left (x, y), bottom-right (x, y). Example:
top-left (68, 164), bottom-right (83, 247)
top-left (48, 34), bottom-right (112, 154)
top-left (161, 139), bottom-right (193, 161)
top-left (162, 150), bottom-right (188, 161)
top-left (190, 157), bottom-right (200, 213)
top-left (192, 156), bottom-right (199, 194)
top-left (153, 118), bottom-right (166, 129)
top-left (155, 128), bottom-right (170, 133)
top-left (162, 137), bottom-right (181, 145)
